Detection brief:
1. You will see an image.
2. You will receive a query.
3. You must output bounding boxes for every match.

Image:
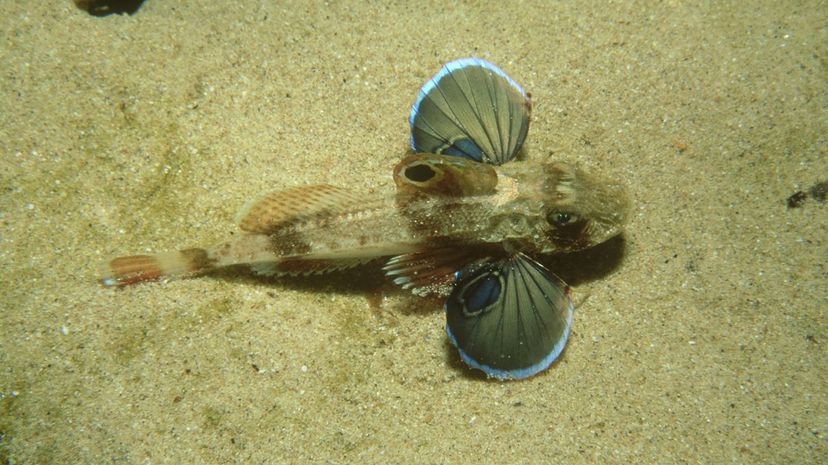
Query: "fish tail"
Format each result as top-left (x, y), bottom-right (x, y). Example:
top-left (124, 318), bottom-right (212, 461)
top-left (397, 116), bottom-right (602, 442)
top-left (100, 247), bottom-right (215, 287)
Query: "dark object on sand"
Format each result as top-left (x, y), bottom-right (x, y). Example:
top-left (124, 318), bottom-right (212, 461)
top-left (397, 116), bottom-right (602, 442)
top-left (809, 181), bottom-right (827, 203)
top-left (74, 0), bottom-right (146, 16)
top-left (786, 180), bottom-right (827, 209)
top-left (787, 191), bottom-right (807, 209)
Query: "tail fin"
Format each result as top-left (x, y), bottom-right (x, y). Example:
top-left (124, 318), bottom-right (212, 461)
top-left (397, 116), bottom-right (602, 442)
top-left (101, 247), bottom-right (215, 287)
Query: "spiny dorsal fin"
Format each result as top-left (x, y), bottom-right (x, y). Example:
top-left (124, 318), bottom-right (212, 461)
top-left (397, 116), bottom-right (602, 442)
top-left (237, 184), bottom-right (364, 234)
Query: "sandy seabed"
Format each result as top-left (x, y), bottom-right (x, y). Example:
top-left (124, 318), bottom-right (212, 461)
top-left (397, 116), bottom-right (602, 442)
top-left (1, 1), bottom-right (825, 464)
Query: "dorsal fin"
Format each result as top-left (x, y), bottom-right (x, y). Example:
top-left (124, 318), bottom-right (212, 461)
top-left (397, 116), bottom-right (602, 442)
top-left (237, 184), bottom-right (364, 234)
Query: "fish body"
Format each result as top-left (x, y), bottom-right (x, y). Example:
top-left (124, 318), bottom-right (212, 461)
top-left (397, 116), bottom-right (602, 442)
top-left (103, 58), bottom-right (630, 380)
top-left (103, 154), bottom-right (627, 287)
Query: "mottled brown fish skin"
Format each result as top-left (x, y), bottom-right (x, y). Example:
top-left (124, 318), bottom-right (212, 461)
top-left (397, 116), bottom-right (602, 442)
top-left (101, 155), bottom-right (628, 286)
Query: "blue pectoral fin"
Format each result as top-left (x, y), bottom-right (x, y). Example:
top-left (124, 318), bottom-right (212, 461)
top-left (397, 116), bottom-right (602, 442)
top-left (444, 253), bottom-right (574, 380)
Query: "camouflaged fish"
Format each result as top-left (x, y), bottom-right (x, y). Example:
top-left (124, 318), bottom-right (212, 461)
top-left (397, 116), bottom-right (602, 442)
top-left (102, 58), bottom-right (629, 380)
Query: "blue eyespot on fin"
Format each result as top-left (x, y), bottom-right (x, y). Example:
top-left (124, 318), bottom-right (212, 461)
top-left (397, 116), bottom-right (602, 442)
top-left (409, 57), bottom-right (531, 166)
top-left (445, 253), bottom-right (573, 380)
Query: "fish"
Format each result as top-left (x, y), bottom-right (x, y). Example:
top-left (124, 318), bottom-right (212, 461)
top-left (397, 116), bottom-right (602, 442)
top-left (101, 58), bottom-right (629, 380)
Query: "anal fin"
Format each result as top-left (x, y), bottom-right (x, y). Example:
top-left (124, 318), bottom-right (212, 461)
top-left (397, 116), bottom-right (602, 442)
top-left (251, 257), bottom-right (378, 277)
top-left (384, 245), bottom-right (486, 297)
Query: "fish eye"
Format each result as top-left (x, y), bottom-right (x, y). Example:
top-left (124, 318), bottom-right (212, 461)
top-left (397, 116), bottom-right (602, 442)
top-left (404, 163), bottom-right (436, 182)
top-left (548, 211), bottom-right (578, 227)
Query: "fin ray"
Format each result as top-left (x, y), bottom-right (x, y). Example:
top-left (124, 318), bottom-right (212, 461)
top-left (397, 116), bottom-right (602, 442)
top-left (384, 245), bottom-right (486, 297)
top-left (251, 257), bottom-right (378, 276)
top-left (409, 58), bottom-right (531, 165)
top-left (101, 247), bottom-right (214, 287)
top-left (237, 184), bottom-right (365, 234)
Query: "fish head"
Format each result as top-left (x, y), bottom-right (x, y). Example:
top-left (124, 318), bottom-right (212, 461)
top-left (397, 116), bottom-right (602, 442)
top-left (534, 162), bottom-right (630, 253)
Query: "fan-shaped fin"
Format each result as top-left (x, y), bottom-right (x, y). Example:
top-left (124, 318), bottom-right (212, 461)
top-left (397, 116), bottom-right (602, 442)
top-left (445, 253), bottom-right (573, 380)
top-left (409, 58), bottom-right (531, 165)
